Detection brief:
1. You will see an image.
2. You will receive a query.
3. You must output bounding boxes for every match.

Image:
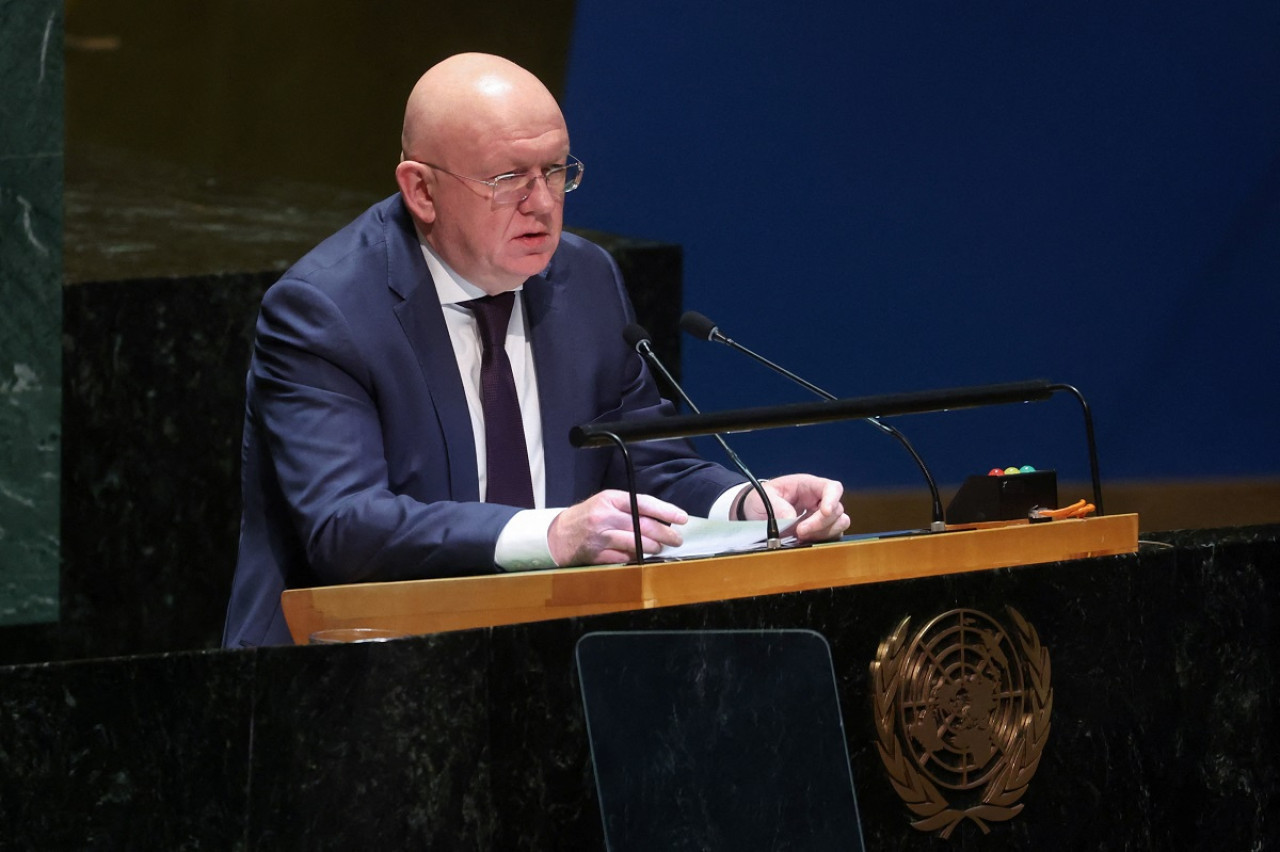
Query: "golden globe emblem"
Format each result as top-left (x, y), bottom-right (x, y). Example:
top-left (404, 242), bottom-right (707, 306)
top-left (870, 607), bottom-right (1053, 837)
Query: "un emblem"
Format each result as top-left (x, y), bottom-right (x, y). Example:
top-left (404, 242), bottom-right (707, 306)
top-left (870, 607), bottom-right (1052, 837)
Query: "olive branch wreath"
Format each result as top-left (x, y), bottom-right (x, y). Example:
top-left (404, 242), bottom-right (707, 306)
top-left (870, 607), bottom-right (1053, 838)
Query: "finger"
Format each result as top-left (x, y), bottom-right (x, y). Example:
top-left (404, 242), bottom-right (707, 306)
top-left (759, 485), bottom-right (798, 520)
top-left (625, 492), bottom-right (689, 526)
top-left (593, 548), bottom-right (632, 565)
top-left (596, 528), bottom-right (675, 563)
top-left (599, 518), bottom-right (682, 550)
top-left (637, 516), bottom-right (684, 548)
top-left (796, 509), bottom-right (850, 541)
top-left (819, 479), bottom-right (844, 514)
top-left (588, 534), bottom-right (645, 565)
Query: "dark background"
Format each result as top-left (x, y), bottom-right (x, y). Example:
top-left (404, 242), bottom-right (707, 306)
top-left (559, 1), bottom-right (1280, 492)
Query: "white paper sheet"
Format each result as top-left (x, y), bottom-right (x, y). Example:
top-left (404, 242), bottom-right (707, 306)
top-left (656, 514), bottom-right (804, 560)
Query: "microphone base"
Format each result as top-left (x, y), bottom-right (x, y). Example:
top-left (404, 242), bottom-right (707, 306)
top-left (766, 537), bottom-right (783, 550)
top-left (929, 521), bottom-right (948, 533)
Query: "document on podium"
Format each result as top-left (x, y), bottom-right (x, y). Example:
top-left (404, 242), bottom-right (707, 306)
top-left (656, 514), bottom-right (806, 560)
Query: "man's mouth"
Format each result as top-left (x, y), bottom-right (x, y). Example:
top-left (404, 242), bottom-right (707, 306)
top-left (516, 230), bottom-right (552, 247)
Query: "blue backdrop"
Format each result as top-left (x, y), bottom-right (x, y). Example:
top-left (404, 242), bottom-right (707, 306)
top-left (560, 0), bottom-right (1280, 491)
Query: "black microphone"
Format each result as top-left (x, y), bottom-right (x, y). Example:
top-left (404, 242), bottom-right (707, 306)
top-left (623, 323), bottom-right (782, 548)
top-left (680, 310), bottom-right (947, 532)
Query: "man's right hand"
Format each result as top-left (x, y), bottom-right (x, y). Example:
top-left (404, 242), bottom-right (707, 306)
top-left (548, 490), bottom-right (688, 566)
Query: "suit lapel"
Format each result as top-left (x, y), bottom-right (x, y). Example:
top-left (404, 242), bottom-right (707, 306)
top-left (524, 270), bottom-right (581, 508)
top-left (384, 200), bottom-right (480, 502)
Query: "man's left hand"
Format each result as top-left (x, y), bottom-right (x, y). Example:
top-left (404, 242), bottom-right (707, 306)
top-left (737, 474), bottom-right (850, 542)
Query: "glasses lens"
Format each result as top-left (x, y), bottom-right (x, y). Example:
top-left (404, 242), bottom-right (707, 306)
top-left (561, 159), bottom-right (583, 193)
top-left (490, 159), bottom-right (583, 205)
top-left (491, 174), bottom-right (529, 205)
top-left (544, 166), bottom-right (568, 194)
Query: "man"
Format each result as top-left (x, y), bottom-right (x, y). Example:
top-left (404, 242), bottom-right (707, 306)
top-left (223, 53), bottom-right (849, 647)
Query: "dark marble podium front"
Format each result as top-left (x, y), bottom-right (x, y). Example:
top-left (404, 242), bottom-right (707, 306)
top-left (1, 525), bottom-right (1276, 849)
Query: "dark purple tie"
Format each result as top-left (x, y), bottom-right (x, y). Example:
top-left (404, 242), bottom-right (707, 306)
top-left (465, 292), bottom-right (535, 509)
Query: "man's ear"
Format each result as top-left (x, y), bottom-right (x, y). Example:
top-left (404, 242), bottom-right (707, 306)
top-left (395, 160), bottom-right (436, 225)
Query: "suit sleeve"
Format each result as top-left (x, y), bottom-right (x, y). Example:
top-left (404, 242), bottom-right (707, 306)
top-left (249, 277), bottom-right (518, 585)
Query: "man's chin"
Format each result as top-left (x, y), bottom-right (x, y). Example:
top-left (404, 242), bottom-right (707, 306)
top-left (506, 241), bottom-right (559, 276)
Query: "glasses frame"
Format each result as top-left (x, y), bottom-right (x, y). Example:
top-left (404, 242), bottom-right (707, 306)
top-left (411, 155), bottom-right (584, 206)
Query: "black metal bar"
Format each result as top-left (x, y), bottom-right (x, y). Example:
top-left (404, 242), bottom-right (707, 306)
top-left (570, 379), bottom-right (1055, 448)
top-left (595, 431), bottom-right (646, 565)
top-left (1048, 383), bottom-right (1105, 515)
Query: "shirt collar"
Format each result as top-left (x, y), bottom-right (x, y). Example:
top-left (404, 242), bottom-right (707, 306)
top-left (419, 240), bottom-right (524, 307)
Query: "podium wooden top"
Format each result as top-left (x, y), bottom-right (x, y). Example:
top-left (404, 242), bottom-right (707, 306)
top-left (281, 513), bottom-right (1139, 644)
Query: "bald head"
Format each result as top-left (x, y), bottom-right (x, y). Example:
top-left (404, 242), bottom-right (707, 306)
top-left (393, 54), bottom-right (573, 293)
top-left (401, 53), bottom-right (566, 168)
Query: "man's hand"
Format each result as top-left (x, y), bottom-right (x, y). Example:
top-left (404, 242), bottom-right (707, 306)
top-left (548, 490), bottom-right (688, 566)
top-left (737, 474), bottom-right (850, 542)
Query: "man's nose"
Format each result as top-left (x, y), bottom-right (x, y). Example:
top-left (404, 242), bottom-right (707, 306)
top-left (517, 173), bottom-right (558, 211)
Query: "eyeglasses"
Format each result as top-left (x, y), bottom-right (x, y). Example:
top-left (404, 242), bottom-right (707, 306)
top-left (413, 155), bottom-right (584, 206)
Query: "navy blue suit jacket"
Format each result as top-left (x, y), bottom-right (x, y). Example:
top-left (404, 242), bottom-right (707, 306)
top-left (223, 195), bottom-right (744, 647)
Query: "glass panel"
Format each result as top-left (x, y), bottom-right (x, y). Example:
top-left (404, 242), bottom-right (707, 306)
top-left (576, 629), bottom-right (865, 851)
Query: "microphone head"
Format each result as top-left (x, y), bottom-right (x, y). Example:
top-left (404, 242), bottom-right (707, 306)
top-left (679, 311), bottom-right (719, 342)
top-left (622, 323), bottom-right (652, 352)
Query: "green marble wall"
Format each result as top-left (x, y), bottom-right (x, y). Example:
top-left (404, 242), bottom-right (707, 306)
top-left (0, 0), bottom-right (62, 625)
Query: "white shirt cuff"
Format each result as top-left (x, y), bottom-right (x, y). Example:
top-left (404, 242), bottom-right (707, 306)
top-left (494, 508), bottom-right (562, 571)
top-left (710, 484), bottom-right (748, 521)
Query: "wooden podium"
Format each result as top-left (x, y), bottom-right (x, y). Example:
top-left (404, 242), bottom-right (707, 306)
top-left (281, 514), bottom-right (1138, 644)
